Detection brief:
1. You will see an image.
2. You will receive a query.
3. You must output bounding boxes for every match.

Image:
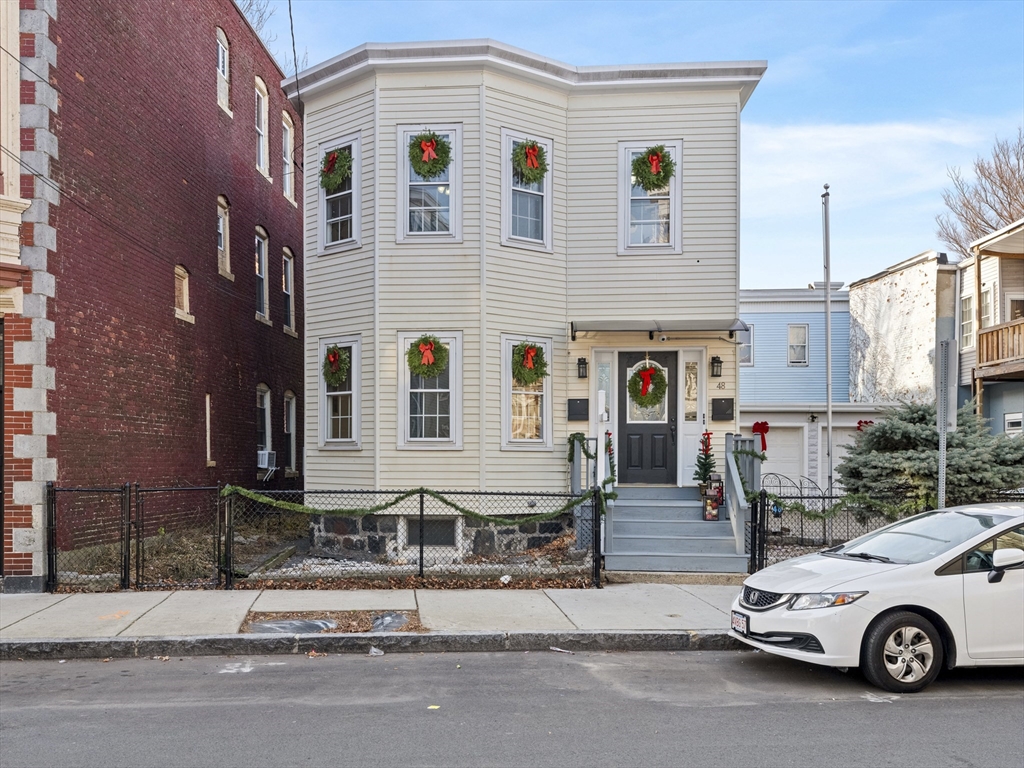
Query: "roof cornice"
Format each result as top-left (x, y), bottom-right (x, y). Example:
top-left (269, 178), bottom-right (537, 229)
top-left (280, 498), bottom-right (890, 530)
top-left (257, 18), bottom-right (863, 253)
top-left (283, 39), bottom-right (766, 106)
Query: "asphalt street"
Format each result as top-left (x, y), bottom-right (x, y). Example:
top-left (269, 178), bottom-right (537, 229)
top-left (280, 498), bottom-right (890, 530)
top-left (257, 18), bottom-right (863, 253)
top-left (1, 651), bottom-right (1022, 768)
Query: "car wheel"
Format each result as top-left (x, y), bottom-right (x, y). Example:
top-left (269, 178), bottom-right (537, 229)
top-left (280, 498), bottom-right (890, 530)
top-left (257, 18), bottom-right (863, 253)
top-left (861, 611), bottom-right (944, 693)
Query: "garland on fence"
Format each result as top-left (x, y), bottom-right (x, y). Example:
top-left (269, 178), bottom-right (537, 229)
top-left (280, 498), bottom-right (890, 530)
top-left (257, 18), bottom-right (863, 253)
top-left (408, 131), bottom-right (452, 180)
top-left (566, 432), bottom-right (596, 463)
top-left (221, 485), bottom-right (609, 525)
top-left (406, 334), bottom-right (449, 378)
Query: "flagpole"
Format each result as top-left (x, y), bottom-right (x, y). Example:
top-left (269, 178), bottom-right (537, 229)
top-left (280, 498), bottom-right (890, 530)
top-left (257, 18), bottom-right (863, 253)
top-left (822, 184), bottom-right (833, 491)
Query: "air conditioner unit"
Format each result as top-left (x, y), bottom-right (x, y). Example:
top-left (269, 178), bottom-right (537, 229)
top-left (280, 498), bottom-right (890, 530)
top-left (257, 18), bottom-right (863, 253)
top-left (257, 450), bottom-right (276, 469)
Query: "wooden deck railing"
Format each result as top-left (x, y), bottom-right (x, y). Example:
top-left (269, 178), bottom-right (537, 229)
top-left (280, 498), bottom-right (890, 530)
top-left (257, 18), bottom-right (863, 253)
top-left (977, 318), bottom-right (1024, 370)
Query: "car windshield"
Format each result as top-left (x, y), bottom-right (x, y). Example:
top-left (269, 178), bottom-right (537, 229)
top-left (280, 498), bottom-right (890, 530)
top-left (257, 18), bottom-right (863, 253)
top-left (828, 509), bottom-right (1015, 564)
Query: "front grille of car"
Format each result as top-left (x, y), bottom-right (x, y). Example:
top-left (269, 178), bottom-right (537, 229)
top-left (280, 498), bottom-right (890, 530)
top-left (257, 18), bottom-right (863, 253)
top-left (741, 586), bottom-right (787, 610)
top-left (747, 631), bottom-right (825, 654)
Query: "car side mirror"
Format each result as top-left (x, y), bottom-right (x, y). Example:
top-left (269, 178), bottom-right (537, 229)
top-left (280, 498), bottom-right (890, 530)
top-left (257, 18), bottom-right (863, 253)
top-left (988, 548), bottom-right (1024, 583)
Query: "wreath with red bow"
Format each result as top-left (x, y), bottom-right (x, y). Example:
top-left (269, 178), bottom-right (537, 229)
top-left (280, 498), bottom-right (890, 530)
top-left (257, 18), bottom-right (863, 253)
top-left (408, 131), bottom-right (452, 180)
top-left (322, 345), bottom-right (351, 388)
top-left (631, 145), bottom-right (676, 192)
top-left (511, 341), bottom-right (549, 387)
top-left (406, 334), bottom-right (449, 379)
top-left (627, 364), bottom-right (668, 408)
top-left (511, 141), bottom-right (548, 185)
top-left (319, 149), bottom-right (353, 193)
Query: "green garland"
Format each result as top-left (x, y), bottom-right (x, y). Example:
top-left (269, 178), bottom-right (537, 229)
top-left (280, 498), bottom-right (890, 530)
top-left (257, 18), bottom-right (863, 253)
top-left (222, 485), bottom-right (605, 525)
top-left (567, 432), bottom-right (596, 463)
top-left (321, 345), bottom-right (351, 389)
top-left (408, 131), bottom-right (452, 180)
top-left (406, 335), bottom-right (449, 379)
top-left (512, 341), bottom-right (548, 387)
top-left (511, 141), bottom-right (548, 185)
top-left (627, 365), bottom-right (668, 408)
top-left (631, 145), bottom-right (676, 192)
top-left (320, 149), bottom-right (352, 193)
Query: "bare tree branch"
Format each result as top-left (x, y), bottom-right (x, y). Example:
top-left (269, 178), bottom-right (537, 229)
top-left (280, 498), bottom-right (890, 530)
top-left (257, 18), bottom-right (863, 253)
top-left (236, 0), bottom-right (277, 47)
top-left (935, 127), bottom-right (1024, 257)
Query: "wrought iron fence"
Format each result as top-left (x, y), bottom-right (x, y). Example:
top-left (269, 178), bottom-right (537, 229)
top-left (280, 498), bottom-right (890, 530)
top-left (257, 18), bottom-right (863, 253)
top-left (222, 487), bottom-right (602, 588)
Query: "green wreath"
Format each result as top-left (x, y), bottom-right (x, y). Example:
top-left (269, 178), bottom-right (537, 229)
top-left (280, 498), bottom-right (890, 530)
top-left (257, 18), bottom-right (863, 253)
top-left (407, 334), bottom-right (449, 379)
top-left (511, 341), bottom-right (549, 387)
top-left (322, 345), bottom-right (351, 388)
top-left (408, 131), bottom-right (452, 180)
top-left (631, 145), bottom-right (675, 192)
top-left (511, 141), bottom-right (548, 185)
top-left (320, 149), bottom-right (353, 193)
top-left (627, 365), bottom-right (668, 408)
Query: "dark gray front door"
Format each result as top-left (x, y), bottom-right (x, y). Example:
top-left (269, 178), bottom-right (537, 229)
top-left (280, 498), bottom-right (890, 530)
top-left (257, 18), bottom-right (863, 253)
top-left (618, 351), bottom-right (677, 484)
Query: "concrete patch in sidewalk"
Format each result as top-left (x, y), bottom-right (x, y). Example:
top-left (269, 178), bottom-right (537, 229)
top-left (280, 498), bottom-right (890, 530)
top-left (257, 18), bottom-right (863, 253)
top-left (416, 590), bottom-right (574, 631)
top-left (546, 583), bottom-right (730, 630)
top-left (0, 594), bottom-right (72, 630)
top-left (250, 589), bottom-right (417, 613)
top-left (0, 592), bottom-right (171, 639)
top-left (120, 591), bottom-right (259, 637)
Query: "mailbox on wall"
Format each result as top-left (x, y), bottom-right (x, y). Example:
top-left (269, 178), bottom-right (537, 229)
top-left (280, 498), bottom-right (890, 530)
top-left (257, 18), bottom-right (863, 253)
top-left (711, 398), bottom-right (734, 421)
top-left (568, 398), bottom-right (589, 421)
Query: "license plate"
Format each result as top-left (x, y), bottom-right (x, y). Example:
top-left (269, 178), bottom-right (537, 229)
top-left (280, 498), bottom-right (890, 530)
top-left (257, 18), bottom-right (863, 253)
top-left (731, 611), bottom-right (749, 635)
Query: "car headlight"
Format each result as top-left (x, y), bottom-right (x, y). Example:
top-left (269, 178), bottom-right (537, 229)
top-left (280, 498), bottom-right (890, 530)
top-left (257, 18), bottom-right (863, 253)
top-left (789, 592), bottom-right (867, 610)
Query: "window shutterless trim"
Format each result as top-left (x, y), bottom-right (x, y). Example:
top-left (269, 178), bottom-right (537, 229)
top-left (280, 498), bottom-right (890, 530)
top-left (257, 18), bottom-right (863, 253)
top-left (500, 334), bottom-right (554, 450)
top-left (281, 248), bottom-right (295, 332)
top-left (617, 139), bottom-right (682, 256)
top-left (396, 124), bottom-right (463, 243)
top-left (282, 112), bottom-right (296, 203)
top-left (255, 227), bottom-right (269, 321)
top-left (256, 384), bottom-right (272, 453)
top-left (738, 325), bottom-right (754, 367)
top-left (254, 77), bottom-right (271, 180)
top-left (318, 132), bottom-right (362, 255)
top-left (318, 335), bottom-right (361, 449)
top-left (500, 128), bottom-right (553, 253)
top-left (396, 331), bottom-right (463, 450)
top-left (787, 323), bottom-right (809, 367)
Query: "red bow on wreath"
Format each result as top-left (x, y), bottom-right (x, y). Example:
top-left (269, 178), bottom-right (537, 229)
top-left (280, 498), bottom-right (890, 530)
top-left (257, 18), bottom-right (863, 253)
top-left (752, 421), bottom-right (770, 452)
top-left (419, 341), bottom-right (435, 365)
top-left (648, 151), bottom-right (662, 175)
top-left (525, 144), bottom-right (540, 169)
top-left (523, 346), bottom-right (537, 369)
top-left (327, 349), bottom-right (340, 371)
top-left (324, 152), bottom-right (338, 174)
top-left (639, 367), bottom-right (656, 397)
top-left (857, 420), bottom-right (874, 431)
top-left (420, 139), bottom-right (437, 163)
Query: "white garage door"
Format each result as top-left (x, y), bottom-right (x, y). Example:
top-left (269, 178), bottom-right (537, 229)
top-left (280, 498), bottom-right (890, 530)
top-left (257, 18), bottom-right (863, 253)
top-left (757, 426), bottom-right (805, 480)
top-left (831, 428), bottom-right (860, 466)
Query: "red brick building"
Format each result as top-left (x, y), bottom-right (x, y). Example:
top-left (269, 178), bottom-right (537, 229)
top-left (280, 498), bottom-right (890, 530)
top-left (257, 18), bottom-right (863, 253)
top-left (2, 0), bottom-right (304, 591)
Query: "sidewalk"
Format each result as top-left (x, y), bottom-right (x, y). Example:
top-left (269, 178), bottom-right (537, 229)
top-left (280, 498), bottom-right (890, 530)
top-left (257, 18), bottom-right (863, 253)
top-left (0, 583), bottom-right (745, 659)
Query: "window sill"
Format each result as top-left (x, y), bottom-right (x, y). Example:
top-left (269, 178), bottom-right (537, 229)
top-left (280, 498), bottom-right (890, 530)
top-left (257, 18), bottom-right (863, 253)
top-left (285, 469), bottom-right (300, 478)
top-left (787, 363), bottom-right (809, 368)
top-left (617, 244), bottom-right (682, 257)
top-left (318, 441), bottom-right (362, 451)
top-left (174, 309), bottom-right (195, 324)
top-left (397, 233), bottom-right (462, 245)
top-left (206, 460), bottom-right (217, 468)
top-left (285, 195), bottom-right (298, 208)
top-left (397, 442), bottom-right (464, 451)
top-left (284, 326), bottom-right (299, 339)
top-left (218, 266), bottom-right (235, 281)
top-left (218, 103), bottom-right (233, 118)
top-left (256, 313), bottom-right (273, 327)
top-left (319, 239), bottom-right (362, 257)
top-left (500, 236), bottom-right (553, 255)
top-left (257, 167), bottom-right (273, 183)
top-left (500, 443), bottom-right (554, 452)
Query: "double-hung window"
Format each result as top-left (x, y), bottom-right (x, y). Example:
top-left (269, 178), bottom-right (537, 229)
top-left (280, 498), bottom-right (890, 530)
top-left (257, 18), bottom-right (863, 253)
top-left (216, 196), bottom-right (231, 277)
top-left (501, 129), bottom-right (553, 251)
top-left (254, 78), bottom-right (270, 177)
top-left (281, 113), bottom-right (295, 201)
top-left (320, 336), bottom-right (360, 446)
top-left (256, 385), bottom-right (271, 452)
top-left (398, 331), bottom-right (462, 449)
top-left (173, 265), bottom-right (193, 323)
top-left (738, 327), bottom-right (754, 366)
top-left (216, 28), bottom-right (230, 113)
top-left (321, 135), bottom-right (360, 251)
top-left (255, 228), bottom-right (269, 320)
top-left (501, 335), bottom-right (553, 449)
top-left (960, 296), bottom-right (974, 349)
top-left (980, 288), bottom-right (993, 329)
top-left (282, 249), bottom-right (294, 332)
top-left (283, 392), bottom-right (297, 471)
top-left (788, 324), bottom-right (808, 366)
top-left (398, 125), bottom-right (461, 242)
top-left (618, 139), bottom-right (682, 255)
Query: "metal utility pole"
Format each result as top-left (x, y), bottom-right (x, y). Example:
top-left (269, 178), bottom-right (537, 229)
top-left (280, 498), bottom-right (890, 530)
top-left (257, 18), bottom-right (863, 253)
top-left (822, 184), bottom-right (833, 491)
top-left (936, 338), bottom-right (957, 508)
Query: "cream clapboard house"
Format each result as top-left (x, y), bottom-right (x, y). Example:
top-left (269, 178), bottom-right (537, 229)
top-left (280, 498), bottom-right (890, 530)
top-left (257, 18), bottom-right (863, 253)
top-left (285, 41), bottom-right (763, 570)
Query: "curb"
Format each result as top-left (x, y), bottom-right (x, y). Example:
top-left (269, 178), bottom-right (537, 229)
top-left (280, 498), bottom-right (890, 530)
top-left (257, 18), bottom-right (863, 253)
top-left (0, 630), bottom-right (745, 660)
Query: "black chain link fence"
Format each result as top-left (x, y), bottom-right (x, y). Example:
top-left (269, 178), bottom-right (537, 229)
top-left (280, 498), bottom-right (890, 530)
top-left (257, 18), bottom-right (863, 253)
top-left (46, 485), bottom-right (130, 592)
top-left (133, 486), bottom-right (221, 589)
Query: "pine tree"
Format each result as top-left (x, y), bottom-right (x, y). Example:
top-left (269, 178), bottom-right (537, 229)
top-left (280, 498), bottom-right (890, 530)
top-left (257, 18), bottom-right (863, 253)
top-left (693, 432), bottom-right (716, 484)
top-left (836, 400), bottom-right (1024, 508)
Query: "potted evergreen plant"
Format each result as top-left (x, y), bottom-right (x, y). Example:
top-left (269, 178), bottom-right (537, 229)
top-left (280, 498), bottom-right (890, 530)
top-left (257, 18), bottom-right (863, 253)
top-left (693, 431), bottom-right (716, 496)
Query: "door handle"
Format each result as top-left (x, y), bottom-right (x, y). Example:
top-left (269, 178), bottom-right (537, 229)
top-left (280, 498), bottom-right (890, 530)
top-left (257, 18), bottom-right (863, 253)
top-left (670, 418), bottom-right (676, 445)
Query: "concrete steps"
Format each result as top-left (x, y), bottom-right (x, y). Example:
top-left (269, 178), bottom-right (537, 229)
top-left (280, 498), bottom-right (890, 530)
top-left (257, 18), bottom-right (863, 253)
top-left (605, 552), bottom-right (749, 573)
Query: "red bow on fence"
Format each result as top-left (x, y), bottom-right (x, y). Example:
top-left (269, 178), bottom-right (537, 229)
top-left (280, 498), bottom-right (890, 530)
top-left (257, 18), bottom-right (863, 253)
top-left (752, 421), bottom-right (769, 452)
top-left (857, 420), bottom-right (874, 431)
top-left (324, 152), bottom-right (337, 174)
top-left (525, 144), bottom-right (539, 169)
top-left (648, 152), bottom-right (662, 175)
top-left (639, 367), bottom-right (656, 396)
top-left (420, 139), bottom-right (437, 162)
top-left (327, 349), bottom-right (340, 371)
top-left (524, 346), bottom-right (537, 369)
top-left (419, 341), bottom-right (435, 365)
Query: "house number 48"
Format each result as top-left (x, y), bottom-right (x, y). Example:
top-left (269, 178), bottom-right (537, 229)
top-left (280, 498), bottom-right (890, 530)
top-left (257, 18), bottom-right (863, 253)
top-left (716, 382), bottom-right (726, 389)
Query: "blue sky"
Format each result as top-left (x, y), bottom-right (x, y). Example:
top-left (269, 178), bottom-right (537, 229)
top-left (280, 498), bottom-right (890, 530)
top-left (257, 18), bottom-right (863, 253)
top-left (259, 0), bottom-right (1024, 288)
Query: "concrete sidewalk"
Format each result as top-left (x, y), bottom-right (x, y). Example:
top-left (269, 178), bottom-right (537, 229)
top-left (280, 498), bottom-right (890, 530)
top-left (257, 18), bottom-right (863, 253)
top-left (0, 584), bottom-right (745, 659)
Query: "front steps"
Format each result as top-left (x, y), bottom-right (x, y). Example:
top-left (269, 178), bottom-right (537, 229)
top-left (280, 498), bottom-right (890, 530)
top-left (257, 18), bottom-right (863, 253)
top-left (604, 485), bottom-right (748, 573)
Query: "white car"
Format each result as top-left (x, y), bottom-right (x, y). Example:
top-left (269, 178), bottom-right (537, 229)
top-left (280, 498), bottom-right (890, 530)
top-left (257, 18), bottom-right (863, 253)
top-left (730, 503), bottom-right (1024, 692)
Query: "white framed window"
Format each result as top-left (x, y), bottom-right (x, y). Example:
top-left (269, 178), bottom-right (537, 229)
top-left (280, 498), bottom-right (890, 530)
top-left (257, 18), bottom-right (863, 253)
top-left (283, 391), bottom-right (297, 471)
top-left (618, 139), bottom-right (682, 256)
top-left (282, 112), bottom-right (295, 202)
top-left (960, 295), bottom-right (974, 350)
top-left (256, 384), bottom-right (271, 452)
top-left (1007, 294), bottom-right (1024, 322)
top-left (501, 334), bottom-right (553, 450)
top-left (397, 331), bottom-right (463, 449)
top-left (282, 248), bottom-right (295, 332)
top-left (254, 77), bottom-right (270, 177)
top-left (216, 195), bottom-right (232, 278)
top-left (980, 288), bottom-right (993, 329)
top-left (173, 265), bottom-right (193, 323)
top-left (500, 128), bottom-right (553, 252)
top-left (1005, 412), bottom-right (1023, 437)
top-left (255, 227), bottom-right (269, 321)
top-left (215, 28), bottom-right (231, 114)
top-left (319, 335), bottom-right (361, 448)
top-left (738, 326), bottom-right (754, 366)
top-left (397, 124), bottom-right (462, 242)
top-left (320, 134), bottom-right (361, 252)
top-left (205, 393), bottom-right (215, 467)
top-left (787, 324), bottom-right (808, 366)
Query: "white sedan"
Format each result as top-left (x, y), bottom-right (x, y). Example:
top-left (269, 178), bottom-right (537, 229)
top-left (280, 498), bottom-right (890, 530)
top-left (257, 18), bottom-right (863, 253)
top-left (730, 503), bottom-right (1024, 692)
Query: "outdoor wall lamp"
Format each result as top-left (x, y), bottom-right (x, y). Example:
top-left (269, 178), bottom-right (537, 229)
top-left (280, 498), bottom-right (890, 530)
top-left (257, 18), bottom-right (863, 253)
top-left (577, 357), bottom-right (589, 379)
top-left (710, 356), bottom-right (723, 378)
